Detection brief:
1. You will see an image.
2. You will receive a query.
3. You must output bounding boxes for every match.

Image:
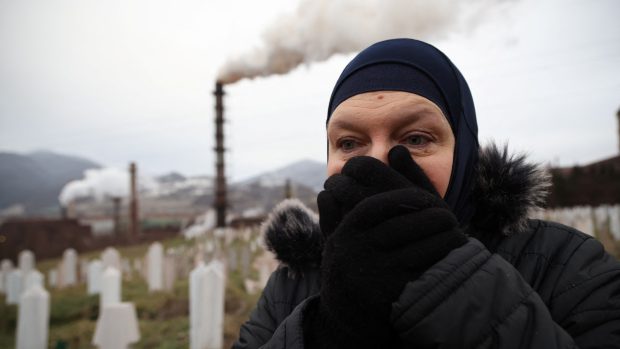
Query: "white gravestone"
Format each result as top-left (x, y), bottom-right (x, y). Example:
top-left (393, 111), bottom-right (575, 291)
top-left (48, 270), bottom-right (58, 289)
top-left (55, 264), bottom-right (64, 289)
top-left (61, 248), bottom-right (78, 287)
top-left (121, 258), bottom-right (132, 279)
top-left (258, 262), bottom-right (271, 289)
top-left (190, 260), bottom-right (225, 349)
top-left (88, 260), bottom-right (104, 295)
top-left (133, 259), bottom-right (143, 279)
top-left (101, 247), bottom-right (121, 271)
top-left (0, 259), bottom-right (13, 293)
top-left (142, 254), bottom-right (149, 281)
top-left (163, 255), bottom-right (176, 292)
top-left (15, 284), bottom-right (49, 349)
top-left (228, 247), bottom-right (238, 271)
top-left (93, 302), bottom-right (140, 349)
top-left (6, 269), bottom-right (24, 305)
top-left (241, 246), bottom-right (250, 278)
top-left (573, 207), bottom-right (594, 237)
top-left (205, 241), bottom-right (215, 254)
top-left (18, 250), bottom-right (35, 273)
top-left (147, 242), bottom-right (163, 292)
top-left (593, 205), bottom-right (610, 234)
top-left (80, 258), bottom-right (89, 283)
top-left (24, 270), bottom-right (44, 291)
top-left (100, 267), bottom-right (121, 309)
top-left (609, 205), bottom-right (620, 240)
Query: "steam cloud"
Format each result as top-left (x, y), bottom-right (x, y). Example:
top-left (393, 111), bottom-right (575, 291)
top-left (59, 168), bottom-right (156, 206)
top-left (218, 0), bottom-right (513, 84)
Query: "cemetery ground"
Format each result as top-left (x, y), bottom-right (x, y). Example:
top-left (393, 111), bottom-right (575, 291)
top-left (0, 237), bottom-right (262, 349)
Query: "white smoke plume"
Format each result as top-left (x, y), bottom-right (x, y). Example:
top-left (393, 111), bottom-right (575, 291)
top-left (218, 0), bottom-right (514, 84)
top-left (59, 168), bottom-right (155, 206)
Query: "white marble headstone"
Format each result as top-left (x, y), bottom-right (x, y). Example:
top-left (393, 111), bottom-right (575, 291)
top-left (61, 248), bottom-right (78, 287)
top-left (147, 242), bottom-right (163, 292)
top-left (6, 269), bottom-right (24, 305)
top-left (100, 267), bottom-right (121, 309)
top-left (609, 205), bottom-right (620, 240)
top-left (228, 247), bottom-right (238, 271)
top-left (18, 250), bottom-right (35, 273)
top-left (24, 270), bottom-right (44, 291)
top-left (121, 258), bottom-right (131, 278)
top-left (16, 284), bottom-right (49, 349)
top-left (241, 246), bottom-right (250, 278)
top-left (163, 256), bottom-right (176, 292)
top-left (593, 205), bottom-right (610, 234)
top-left (88, 260), bottom-right (104, 295)
top-left (80, 258), bottom-right (89, 283)
top-left (133, 259), bottom-right (143, 279)
top-left (48, 270), bottom-right (58, 289)
top-left (93, 302), bottom-right (140, 349)
top-left (56, 263), bottom-right (65, 289)
top-left (190, 260), bottom-right (225, 349)
top-left (101, 247), bottom-right (121, 271)
top-left (0, 259), bottom-right (13, 293)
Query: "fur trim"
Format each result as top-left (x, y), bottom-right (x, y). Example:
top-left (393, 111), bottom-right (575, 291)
top-left (470, 143), bottom-right (550, 236)
top-left (262, 199), bottom-right (323, 276)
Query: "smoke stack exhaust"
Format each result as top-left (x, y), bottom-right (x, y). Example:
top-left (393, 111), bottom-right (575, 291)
top-left (129, 162), bottom-right (140, 241)
top-left (217, 0), bottom-right (514, 85)
top-left (213, 82), bottom-right (227, 228)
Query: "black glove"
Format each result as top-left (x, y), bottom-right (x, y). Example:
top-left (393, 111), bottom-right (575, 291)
top-left (306, 146), bottom-right (468, 348)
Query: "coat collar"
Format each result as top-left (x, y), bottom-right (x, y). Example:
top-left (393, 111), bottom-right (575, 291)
top-left (262, 143), bottom-right (550, 274)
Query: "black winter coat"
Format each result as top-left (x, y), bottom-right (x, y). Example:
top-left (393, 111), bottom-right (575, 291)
top-left (233, 146), bottom-right (620, 349)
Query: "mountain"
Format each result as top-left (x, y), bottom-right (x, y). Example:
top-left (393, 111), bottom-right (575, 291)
top-left (0, 153), bottom-right (323, 217)
top-left (0, 151), bottom-right (100, 214)
top-left (238, 159), bottom-right (326, 192)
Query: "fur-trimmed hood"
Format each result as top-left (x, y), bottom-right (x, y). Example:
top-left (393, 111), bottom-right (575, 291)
top-left (261, 144), bottom-right (550, 274)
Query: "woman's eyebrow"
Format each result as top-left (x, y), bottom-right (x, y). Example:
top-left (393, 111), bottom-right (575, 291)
top-left (388, 111), bottom-right (430, 130)
top-left (327, 119), bottom-right (360, 132)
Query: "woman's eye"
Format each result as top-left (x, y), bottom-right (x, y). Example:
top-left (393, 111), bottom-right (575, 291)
top-left (340, 139), bottom-right (357, 151)
top-left (404, 134), bottom-right (429, 146)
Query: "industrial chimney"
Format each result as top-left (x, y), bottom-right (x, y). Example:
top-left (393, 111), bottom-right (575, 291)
top-left (112, 196), bottom-right (122, 238)
top-left (129, 162), bottom-right (140, 242)
top-left (284, 179), bottom-right (293, 199)
top-left (213, 82), bottom-right (227, 228)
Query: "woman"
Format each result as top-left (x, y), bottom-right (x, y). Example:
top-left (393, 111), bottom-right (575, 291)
top-left (233, 38), bottom-right (620, 348)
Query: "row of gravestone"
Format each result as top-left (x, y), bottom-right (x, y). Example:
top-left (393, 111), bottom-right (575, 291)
top-left (0, 250), bottom-right (48, 349)
top-left (532, 204), bottom-right (620, 240)
top-left (0, 241), bottom-right (256, 349)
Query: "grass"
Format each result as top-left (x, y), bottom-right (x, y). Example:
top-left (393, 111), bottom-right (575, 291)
top-left (0, 236), bottom-right (264, 349)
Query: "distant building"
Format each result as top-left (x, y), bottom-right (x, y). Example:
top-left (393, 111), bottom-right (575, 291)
top-left (547, 108), bottom-right (620, 207)
top-left (0, 218), bottom-right (92, 262)
top-left (547, 155), bottom-right (620, 207)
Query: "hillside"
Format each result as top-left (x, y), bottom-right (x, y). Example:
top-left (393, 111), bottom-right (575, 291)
top-left (0, 151), bottom-right (100, 214)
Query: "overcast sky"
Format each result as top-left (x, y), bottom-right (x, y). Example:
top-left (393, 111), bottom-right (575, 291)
top-left (0, 0), bottom-right (618, 181)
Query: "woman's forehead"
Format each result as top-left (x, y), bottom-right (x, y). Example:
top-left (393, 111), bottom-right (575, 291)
top-left (329, 91), bottom-right (447, 127)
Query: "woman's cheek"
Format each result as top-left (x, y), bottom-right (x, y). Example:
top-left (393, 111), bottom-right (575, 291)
top-left (326, 158), bottom-right (345, 176)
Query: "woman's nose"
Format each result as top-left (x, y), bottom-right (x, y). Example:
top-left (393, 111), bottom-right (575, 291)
top-left (367, 143), bottom-right (392, 165)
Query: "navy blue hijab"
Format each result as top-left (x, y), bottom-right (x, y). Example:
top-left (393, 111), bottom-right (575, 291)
top-left (327, 38), bottom-right (479, 225)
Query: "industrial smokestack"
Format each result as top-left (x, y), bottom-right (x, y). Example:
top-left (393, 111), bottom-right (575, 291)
top-left (284, 179), bottom-right (293, 199)
top-left (217, 0), bottom-right (514, 84)
top-left (213, 82), bottom-right (227, 228)
top-left (129, 162), bottom-right (140, 241)
top-left (112, 196), bottom-right (122, 238)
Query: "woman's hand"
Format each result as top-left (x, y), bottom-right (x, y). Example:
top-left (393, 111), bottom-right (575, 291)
top-left (310, 146), bottom-right (467, 348)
